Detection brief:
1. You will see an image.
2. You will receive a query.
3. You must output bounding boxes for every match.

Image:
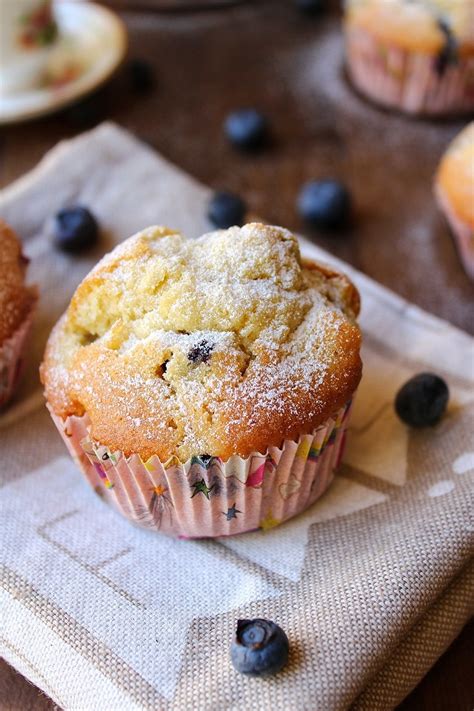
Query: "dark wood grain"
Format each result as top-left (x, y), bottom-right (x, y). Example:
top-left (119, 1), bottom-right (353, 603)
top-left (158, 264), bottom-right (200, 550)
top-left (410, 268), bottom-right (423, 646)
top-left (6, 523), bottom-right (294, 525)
top-left (0, 2), bottom-right (472, 709)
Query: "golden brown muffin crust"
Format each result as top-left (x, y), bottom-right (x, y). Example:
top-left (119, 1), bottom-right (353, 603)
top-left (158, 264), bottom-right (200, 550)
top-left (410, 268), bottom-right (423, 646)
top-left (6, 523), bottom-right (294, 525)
top-left (0, 221), bottom-right (37, 345)
top-left (42, 224), bottom-right (362, 461)
top-left (436, 122), bottom-right (474, 227)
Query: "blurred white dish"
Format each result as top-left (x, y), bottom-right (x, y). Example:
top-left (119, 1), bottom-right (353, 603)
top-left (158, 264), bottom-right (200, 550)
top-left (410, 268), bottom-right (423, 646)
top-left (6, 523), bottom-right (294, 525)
top-left (0, 0), bottom-right (58, 97)
top-left (0, 1), bottom-right (127, 125)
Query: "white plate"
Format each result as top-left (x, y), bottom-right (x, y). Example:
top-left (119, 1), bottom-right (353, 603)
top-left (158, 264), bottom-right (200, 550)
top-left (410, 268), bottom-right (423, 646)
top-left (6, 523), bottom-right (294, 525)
top-left (0, 1), bottom-right (127, 125)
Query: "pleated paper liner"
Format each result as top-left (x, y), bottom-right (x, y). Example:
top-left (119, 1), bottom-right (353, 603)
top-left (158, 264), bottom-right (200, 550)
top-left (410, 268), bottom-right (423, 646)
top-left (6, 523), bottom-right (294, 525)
top-left (345, 28), bottom-right (474, 116)
top-left (48, 399), bottom-right (354, 538)
top-left (0, 305), bottom-right (36, 408)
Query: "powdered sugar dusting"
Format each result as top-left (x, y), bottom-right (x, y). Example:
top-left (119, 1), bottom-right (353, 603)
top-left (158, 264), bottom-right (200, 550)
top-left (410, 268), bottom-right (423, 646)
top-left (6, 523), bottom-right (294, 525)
top-left (44, 223), bottom-right (361, 460)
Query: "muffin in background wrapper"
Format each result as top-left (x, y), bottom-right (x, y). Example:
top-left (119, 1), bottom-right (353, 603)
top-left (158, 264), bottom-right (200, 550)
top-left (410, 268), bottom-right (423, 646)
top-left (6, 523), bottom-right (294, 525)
top-left (0, 221), bottom-right (37, 408)
top-left (435, 122), bottom-right (474, 281)
top-left (41, 223), bottom-right (362, 538)
top-left (345, 0), bottom-right (474, 117)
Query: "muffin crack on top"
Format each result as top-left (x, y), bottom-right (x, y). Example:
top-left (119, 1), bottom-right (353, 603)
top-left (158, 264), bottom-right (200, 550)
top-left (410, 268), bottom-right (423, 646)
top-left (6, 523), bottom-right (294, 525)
top-left (41, 223), bottom-right (362, 462)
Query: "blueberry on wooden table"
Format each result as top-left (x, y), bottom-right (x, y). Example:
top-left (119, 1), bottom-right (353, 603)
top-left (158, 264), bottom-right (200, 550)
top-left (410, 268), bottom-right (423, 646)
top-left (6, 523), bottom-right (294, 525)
top-left (395, 373), bottom-right (449, 427)
top-left (224, 109), bottom-right (268, 151)
top-left (297, 180), bottom-right (352, 230)
top-left (295, 0), bottom-right (326, 15)
top-left (65, 91), bottom-right (106, 128)
top-left (231, 619), bottom-right (289, 676)
top-left (54, 206), bottom-right (99, 253)
top-left (128, 58), bottom-right (155, 93)
top-left (208, 191), bottom-right (246, 229)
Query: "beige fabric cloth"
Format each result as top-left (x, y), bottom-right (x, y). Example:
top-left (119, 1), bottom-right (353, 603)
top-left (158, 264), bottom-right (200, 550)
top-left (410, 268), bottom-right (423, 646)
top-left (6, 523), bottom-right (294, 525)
top-left (0, 123), bottom-right (473, 711)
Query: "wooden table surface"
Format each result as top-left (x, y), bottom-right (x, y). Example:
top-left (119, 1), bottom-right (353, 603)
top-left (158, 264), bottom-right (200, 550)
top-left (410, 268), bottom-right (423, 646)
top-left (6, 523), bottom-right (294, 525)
top-left (0, 1), bottom-right (472, 709)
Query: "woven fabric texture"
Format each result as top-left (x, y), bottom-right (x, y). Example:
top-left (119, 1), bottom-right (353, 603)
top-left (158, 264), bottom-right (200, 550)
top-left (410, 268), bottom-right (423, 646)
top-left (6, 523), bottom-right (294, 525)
top-left (0, 124), bottom-right (473, 711)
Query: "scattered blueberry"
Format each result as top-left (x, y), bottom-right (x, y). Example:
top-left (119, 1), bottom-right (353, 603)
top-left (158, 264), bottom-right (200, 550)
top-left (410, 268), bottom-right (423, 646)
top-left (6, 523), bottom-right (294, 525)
top-left (295, 0), bottom-right (325, 15)
top-left (54, 206), bottom-right (99, 253)
top-left (395, 373), bottom-right (449, 427)
top-left (208, 191), bottom-right (246, 229)
top-left (231, 619), bottom-right (289, 677)
top-left (297, 179), bottom-right (352, 230)
top-left (188, 340), bottom-right (214, 364)
top-left (65, 92), bottom-right (105, 127)
top-left (128, 58), bottom-right (155, 93)
top-left (224, 109), bottom-right (268, 151)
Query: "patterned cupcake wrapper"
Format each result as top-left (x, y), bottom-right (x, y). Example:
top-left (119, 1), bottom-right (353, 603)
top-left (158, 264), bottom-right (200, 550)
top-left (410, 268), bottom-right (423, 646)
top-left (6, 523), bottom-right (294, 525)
top-left (345, 27), bottom-right (474, 116)
top-left (435, 183), bottom-right (474, 281)
top-left (0, 306), bottom-right (36, 408)
top-left (47, 399), bottom-right (355, 538)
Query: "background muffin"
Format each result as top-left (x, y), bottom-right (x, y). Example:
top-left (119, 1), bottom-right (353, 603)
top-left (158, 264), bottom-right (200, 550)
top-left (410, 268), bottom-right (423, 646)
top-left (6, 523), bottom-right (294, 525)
top-left (435, 122), bottom-right (474, 280)
top-left (0, 221), bottom-right (37, 407)
top-left (42, 223), bottom-right (362, 537)
top-left (345, 0), bottom-right (474, 116)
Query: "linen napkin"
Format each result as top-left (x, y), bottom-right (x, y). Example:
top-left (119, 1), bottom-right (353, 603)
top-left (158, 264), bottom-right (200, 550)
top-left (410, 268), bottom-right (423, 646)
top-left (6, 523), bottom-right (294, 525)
top-left (0, 123), bottom-right (473, 711)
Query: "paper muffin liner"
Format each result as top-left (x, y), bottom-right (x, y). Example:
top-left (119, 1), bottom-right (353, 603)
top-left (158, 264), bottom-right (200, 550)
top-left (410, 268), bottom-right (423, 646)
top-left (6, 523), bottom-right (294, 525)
top-left (0, 306), bottom-right (35, 408)
top-left (435, 183), bottom-right (474, 281)
top-left (47, 399), bottom-right (354, 538)
top-left (345, 27), bottom-right (474, 116)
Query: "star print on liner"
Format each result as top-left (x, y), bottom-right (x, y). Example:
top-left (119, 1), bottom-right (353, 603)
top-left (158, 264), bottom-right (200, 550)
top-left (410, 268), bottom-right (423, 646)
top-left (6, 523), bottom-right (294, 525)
top-left (190, 478), bottom-right (215, 499)
top-left (49, 400), bottom-right (352, 538)
top-left (223, 504), bottom-right (242, 520)
top-left (134, 484), bottom-right (174, 530)
top-left (260, 511), bottom-right (281, 531)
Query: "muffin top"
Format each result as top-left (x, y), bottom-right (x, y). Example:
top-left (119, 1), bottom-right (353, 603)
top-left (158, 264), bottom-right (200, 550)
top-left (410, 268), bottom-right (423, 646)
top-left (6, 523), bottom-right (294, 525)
top-left (436, 122), bottom-right (474, 227)
top-left (41, 223), bottom-right (362, 462)
top-left (345, 0), bottom-right (473, 54)
top-left (0, 221), bottom-right (37, 345)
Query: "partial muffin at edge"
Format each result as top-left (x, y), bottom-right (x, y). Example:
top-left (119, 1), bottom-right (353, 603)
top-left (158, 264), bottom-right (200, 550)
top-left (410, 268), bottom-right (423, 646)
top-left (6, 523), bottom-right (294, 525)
top-left (41, 223), bottom-right (362, 462)
top-left (0, 220), bottom-right (37, 345)
top-left (345, 0), bottom-right (473, 55)
top-left (436, 122), bottom-right (474, 229)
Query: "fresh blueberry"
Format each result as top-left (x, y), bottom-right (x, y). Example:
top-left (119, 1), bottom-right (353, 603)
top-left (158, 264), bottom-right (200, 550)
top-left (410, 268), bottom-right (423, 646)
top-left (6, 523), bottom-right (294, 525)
top-left (231, 618), bottom-right (289, 676)
top-left (54, 206), bottom-right (99, 253)
top-left (188, 339), bottom-right (214, 364)
top-left (298, 179), bottom-right (351, 230)
top-left (395, 373), bottom-right (449, 427)
top-left (208, 191), bottom-right (246, 229)
top-left (65, 91), bottom-right (105, 127)
top-left (224, 109), bottom-right (268, 151)
top-left (128, 58), bottom-right (155, 93)
top-left (295, 0), bottom-right (325, 15)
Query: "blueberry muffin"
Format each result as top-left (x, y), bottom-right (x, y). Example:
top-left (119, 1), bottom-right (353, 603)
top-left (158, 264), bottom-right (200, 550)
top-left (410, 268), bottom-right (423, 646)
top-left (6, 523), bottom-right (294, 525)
top-left (0, 221), bottom-right (37, 407)
top-left (345, 0), bottom-right (474, 116)
top-left (42, 223), bottom-right (362, 537)
top-left (435, 122), bottom-right (474, 280)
